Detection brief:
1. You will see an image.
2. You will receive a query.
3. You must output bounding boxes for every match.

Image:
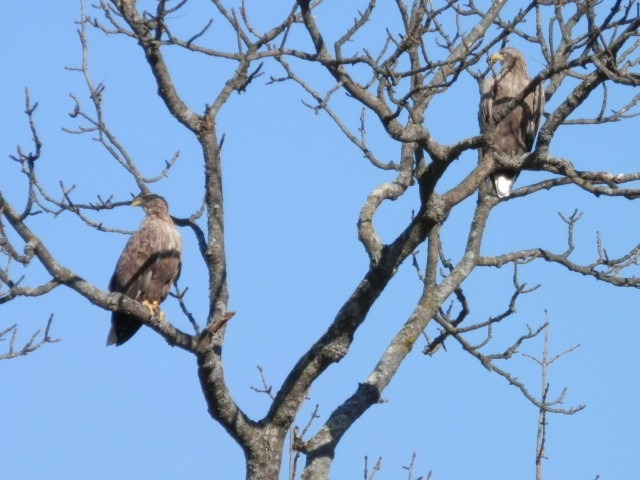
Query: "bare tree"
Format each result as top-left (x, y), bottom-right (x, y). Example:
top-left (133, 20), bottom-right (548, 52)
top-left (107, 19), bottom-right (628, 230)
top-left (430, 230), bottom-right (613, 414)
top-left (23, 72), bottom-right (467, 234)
top-left (522, 312), bottom-right (581, 480)
top-left (2, 1), bottom-right (640, 478)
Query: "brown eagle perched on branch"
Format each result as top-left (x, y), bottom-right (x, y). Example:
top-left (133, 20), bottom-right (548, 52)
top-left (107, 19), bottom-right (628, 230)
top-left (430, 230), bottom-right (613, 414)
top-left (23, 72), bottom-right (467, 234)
top-left (480, 48), bottom-right (544, 198)
top-left (107, 193), bottom-right (182, 346)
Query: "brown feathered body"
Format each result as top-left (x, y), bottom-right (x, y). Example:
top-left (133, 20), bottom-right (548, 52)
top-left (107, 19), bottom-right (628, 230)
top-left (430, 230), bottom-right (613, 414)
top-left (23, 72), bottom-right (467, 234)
top-left (480, 48), bottom-right (544, 198)
top-left (107, 194), bottom-right (182, 346)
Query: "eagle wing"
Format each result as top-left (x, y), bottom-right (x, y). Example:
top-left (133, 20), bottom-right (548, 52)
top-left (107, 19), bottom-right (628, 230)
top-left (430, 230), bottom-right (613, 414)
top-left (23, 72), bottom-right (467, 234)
top-left (523, 82), bottom-right (545, 151)
top-left (479, 76), bottom-right (494, 133)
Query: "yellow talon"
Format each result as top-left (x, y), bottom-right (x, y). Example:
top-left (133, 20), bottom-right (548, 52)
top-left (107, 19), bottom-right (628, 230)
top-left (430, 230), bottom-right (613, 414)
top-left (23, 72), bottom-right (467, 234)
top-left (142, 299), bottom-right (161, 316)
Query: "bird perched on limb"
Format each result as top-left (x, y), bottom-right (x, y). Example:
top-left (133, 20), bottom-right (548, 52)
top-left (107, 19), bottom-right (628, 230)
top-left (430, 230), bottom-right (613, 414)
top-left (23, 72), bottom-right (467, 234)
top-left (107, 193), bottom-right (182, 346)
top-left (480, 48), bottom-right (544, 198)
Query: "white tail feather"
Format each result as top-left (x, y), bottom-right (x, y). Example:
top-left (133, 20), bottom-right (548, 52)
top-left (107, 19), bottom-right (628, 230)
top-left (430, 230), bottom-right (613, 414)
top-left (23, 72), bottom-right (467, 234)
top-left (493, 174), bottom-right (514, 198)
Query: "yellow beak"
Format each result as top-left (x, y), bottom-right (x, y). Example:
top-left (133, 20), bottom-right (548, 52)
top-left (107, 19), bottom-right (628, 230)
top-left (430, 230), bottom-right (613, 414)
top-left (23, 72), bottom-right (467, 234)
top-left (489, 52), bottom-right (503, 64)
top-left (131, 197), bottom-right (145, 207)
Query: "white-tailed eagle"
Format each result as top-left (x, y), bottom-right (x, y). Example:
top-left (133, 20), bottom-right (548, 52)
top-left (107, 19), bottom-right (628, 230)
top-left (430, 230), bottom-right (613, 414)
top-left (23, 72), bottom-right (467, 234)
top-left (480, 48), bottom-right (544, 198)
top-left (107, 193), bottom-right (182, 346)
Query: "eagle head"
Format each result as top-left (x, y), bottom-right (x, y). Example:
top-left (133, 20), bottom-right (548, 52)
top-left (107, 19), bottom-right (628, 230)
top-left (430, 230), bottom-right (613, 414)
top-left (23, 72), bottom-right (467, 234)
top-left (489, 48), bottom-right (525, 68)
top-left (131, 193), bottom-right (169, 215)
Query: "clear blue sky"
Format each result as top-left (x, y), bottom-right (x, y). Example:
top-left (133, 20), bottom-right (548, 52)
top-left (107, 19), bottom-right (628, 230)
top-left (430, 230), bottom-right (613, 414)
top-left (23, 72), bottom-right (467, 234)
top-left (2, 1), bottom-right (640, 479)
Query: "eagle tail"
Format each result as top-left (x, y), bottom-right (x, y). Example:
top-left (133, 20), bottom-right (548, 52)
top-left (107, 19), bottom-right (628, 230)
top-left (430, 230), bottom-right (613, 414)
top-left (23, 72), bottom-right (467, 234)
top-left (492, 172), bottom-right (517, 198)
top-left (106, 313), bottom-right (143, 346)
top-left (106, 325), bottom-right (118, 346)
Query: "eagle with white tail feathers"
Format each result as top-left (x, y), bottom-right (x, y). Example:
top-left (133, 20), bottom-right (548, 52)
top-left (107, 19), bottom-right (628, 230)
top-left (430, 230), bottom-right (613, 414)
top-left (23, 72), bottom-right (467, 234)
top-left (480, 48), bottom-right (545, 198)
